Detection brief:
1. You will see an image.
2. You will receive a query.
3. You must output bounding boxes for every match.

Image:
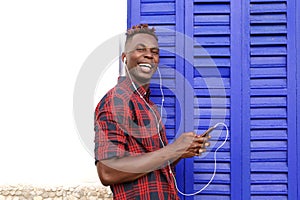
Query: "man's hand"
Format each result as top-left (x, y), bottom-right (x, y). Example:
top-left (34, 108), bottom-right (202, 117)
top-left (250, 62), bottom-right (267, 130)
top-left (97, 131), bottom-right (211, 186)
top-left (169, 131), bottom-right (211, 159)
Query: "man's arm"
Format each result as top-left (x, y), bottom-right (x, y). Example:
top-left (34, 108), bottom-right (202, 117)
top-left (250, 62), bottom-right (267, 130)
top-left (97, 144), bottom-right (176, 186)
top-left (96, 132), bottom-right (208, 186)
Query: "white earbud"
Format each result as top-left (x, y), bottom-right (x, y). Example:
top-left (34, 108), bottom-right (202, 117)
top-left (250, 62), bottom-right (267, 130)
top-left (123, 58), bottom-right (127, 66)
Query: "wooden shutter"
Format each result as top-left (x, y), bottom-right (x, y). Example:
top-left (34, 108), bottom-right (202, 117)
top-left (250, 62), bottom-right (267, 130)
top-left (185, 0), bottom-right (231, 199)
top-left (250, 0), bottom-right (290, 199)
top-left (128, 0), bottom-right (186, 190)
top-left (127, 0), bottom-right (299, 199)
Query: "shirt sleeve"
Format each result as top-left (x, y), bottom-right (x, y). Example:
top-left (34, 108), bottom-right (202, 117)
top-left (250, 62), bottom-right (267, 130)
top-left (94, 94), bottom-right (130, 161)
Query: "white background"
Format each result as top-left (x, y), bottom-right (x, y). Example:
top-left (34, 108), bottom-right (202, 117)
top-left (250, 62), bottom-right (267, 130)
top-left (0, 0), bottom-right (126, 186)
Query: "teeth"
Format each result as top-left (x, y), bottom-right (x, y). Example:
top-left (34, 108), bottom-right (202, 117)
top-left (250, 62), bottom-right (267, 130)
top-left (139, 63), bottom-right (152, 68)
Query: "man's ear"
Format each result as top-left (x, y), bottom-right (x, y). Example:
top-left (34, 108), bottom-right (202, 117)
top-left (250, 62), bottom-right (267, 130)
top-left (120, 53), bottom-right (127, 76)
top-left (121, 53), bottom-right (127, 64)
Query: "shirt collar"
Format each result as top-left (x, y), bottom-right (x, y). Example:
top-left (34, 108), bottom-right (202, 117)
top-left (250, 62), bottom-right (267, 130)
top-left (118, 76), bottom-right (151, 101)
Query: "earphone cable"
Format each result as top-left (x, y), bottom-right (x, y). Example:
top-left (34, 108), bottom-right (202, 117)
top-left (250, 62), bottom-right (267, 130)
top-left (124, 63), bottom-right (166, 147)
top-left (170, 122), bottom-right (229, 196)
top-left (124, 62), bottom-right (229, 196)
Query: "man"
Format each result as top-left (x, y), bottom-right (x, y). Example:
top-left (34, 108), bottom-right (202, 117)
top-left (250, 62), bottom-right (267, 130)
top-left (94, 24), bottom-right (210, 199)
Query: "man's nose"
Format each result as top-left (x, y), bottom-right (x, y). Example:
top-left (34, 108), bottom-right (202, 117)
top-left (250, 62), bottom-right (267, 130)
top-left (143, 48), bottom-right (154, 58)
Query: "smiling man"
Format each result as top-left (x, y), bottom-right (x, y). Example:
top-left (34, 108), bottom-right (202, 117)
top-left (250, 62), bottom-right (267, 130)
top-left (94, 24), bottom-right (210, 200)
top-left (122, 28), bottom-right (159, 84)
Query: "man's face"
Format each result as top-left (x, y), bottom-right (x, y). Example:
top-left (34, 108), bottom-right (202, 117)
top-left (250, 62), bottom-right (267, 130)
top-left (124, 33), bottom-right (159, 85)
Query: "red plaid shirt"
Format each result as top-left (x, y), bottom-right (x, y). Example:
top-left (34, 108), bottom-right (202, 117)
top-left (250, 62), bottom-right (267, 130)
top-left (94, 77), bottom-right (180, 200)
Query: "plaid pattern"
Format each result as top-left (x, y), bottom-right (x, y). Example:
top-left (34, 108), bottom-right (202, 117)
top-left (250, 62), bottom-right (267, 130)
top-left (94, 77), bottom-right (179, 200)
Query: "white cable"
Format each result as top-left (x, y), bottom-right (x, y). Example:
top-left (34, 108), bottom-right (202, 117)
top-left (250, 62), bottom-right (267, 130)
top-left (125, 64), bottom-right (166, 147)
top-left (125, 63), bottom-right (229, 196)
top-left (170, 122), bottom-right (229, 196)
top-left (156, 67), bottom-right (165, 121)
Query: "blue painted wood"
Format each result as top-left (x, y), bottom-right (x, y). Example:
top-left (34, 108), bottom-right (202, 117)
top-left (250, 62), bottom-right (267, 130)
top-left (141, 0), bottom-right (175, 2)
top-left (141, 2), bottom-right (175, 15)
top-left (194, 15), bottom-right (230, 26)
top-left (251, 107), bottom-right (287, 118)
top-left (140, 15), bottom-right (176, 24)
top-left (195, 0), bottom-right (230, 2)
top-left (128, 0), bottom-right (299, 199)
top-left (174, 0), bottom-right (186, 196)
top-left (251, 56), bottom-right (287, 68)
top-left (249, 0), bottom-right (289, 190)
top-left (194, 36), bottom-right (230, 46)
top-left (287, 0), bottom-right (298, 199)
top-left (251, 25), bottom-right (287, 34)
top-left (251, 46), bottom-right (287, 56)
top-left (194, 57), bottom-right (231, 67)
top-left (250, 88), bottom-right (287, 96)
top-left (194, 26), bottom-right (231, 35)
top-left (250, 68), bottom-right (287, 78)
top-left (127, 0), bottom-right (187, 197)
top-left (194, 3), bottom-right (230, 14)
top-left (251, 35), bottom-right (287, 45)
top-left (251, 129), bottom-right (287, 140)
top-left (193, 0), bottom-right (231, 198)
top-left (250, 78), bottom-right (287, 88)
top-left (128, 0), bottom-right (140, 28)
top-left (241, 1), bottom-right (251, 199)
top-left (184, 0), bottom-right (195, 199)
top-left (250, 96), bottom-right (287, 107)
top-left (251, 0), bottom-right (286, 2)
top-left (231, 0), bottom-right (244, 198)
top-left (250, 2), bottom-right (286, 13)
top-left (297, 0), bottom-right (300, 199)
top-left (251, 14), bottom-right (287, 24)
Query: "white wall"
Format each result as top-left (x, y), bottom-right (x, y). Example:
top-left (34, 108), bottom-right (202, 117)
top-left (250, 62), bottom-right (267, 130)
top-left (0, 0), bottom-right (126, 186)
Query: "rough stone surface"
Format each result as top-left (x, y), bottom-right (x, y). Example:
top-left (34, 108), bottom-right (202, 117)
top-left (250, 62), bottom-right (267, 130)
top-left (0, 185), bottom-right (112, 200)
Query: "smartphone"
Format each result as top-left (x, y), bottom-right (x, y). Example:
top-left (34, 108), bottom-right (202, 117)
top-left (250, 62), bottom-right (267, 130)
top-left (200, 126), bottom-right (215, 137)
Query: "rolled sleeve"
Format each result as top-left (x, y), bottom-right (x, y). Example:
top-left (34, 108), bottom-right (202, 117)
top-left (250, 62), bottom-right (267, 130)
top-left (94, 94), bottom-right (130, 161)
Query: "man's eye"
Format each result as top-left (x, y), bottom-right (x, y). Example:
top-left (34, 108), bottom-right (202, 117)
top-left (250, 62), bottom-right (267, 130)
top-left (136, 48), bottom-right (146, 52)
top-left (152, 50), bottom-right (159, 55)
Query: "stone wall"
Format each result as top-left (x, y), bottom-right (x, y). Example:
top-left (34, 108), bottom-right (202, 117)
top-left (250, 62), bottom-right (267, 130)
top-left (0, 184), bottom-right (112, 200)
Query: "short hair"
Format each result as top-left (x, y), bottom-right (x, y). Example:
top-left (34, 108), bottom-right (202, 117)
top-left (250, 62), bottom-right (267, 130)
top-left (125, 24), bottom-right (158, 46)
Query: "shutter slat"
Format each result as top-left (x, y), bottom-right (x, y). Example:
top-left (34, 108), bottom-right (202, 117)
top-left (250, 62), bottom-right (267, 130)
top-left (141, 15), bottom-right (175, 24)
top-left (251, 56), bottom-right (286, 67)
top-left (250, 78), bottom-right (287, 88)
top-left (251, 46), bottom-right (286, 55)
top-left (250, 3), bottom-right (286, 13)
top-left (194, 26), bottom-right (230, 35)
top-left (251, 35), bottom-right (287, 45)
top-left (194, 57), bottom-right (231, 67)
top-left (195, 46), bottom-right (230, 56)
top-left (194, 4), bottom-right (230, 13)
top-left (250, 68), bottom-right (286, 78)
top-left (251, 119), bottom-right (287, 128)
top-left (141, 3), bottom-right (175, 15)
top-left (195, 36), bottom-right (230, 46)
top-left (251, 25), bottom-right (287, 34)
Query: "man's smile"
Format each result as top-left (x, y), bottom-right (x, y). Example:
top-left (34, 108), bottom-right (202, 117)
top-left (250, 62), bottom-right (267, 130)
top-left (138, 63), bottom-right (154, 73)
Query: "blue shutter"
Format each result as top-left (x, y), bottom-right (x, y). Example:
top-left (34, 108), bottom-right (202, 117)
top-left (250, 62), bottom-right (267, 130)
top-left (128, 0), bottom-right (178, 139)
top-left (185, 0), bottom-right (231, 199)
top-left (128, 0), bottom-right (186, 190)
top-left (127, 0), bottom-right (299, 199)
top-left (250, 1), bottom-right (290, 199)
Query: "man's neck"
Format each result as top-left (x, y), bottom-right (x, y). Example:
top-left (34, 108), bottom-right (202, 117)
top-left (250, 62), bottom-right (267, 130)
top-left (126, 75), bottom-right (150, 91)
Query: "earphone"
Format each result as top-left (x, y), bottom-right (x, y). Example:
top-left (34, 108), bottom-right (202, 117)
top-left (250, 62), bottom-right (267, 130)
top-left (171, 122), bottom-right (229, 196)
top-left (123, 58), bottom-right (229, 196)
